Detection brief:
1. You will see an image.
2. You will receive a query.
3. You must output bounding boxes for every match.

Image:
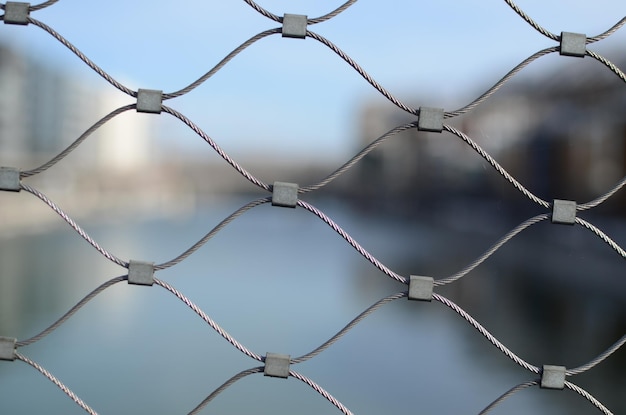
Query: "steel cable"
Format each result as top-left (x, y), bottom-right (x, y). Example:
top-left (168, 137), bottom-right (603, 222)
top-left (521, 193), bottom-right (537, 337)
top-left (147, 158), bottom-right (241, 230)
top-left (16, 276), bottom-right (127, 347)
top-left (20, 184), bottom-right (128, 267)
top-left (16, 352), bottom-right (99, 415)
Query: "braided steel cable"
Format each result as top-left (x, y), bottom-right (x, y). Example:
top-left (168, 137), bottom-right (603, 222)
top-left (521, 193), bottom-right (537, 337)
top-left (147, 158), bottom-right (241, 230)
top-left (16, 276), bottom-right (127, 347)
top-left (445, 47), bottom-right (558, 118)
top-left (156, 198), bottom-right (272, 270)
top-left (578, 175), bottom-right (626, 211)
top-left (307, 0), bottom-right (359, 25)
top-left (443, 125), bottom-right (551, 208)
top-left (187, 367), bottom-right (264, 415)
top-left (163, 28), bottom-right (281, 99)
top-left (502, 0), bottom-right (559, 41)
top-left (478, 380), bottom-right (539, 415)
top-left (242, 0), bottom-right (281, 23)
top-left (30, 0), bottom-right (60, 11)
top-left (292, 292), bottom-right (406, 363)
top-left (21, 105), bottom-right (136, 178)
top-left (306, 30), bottom-right (417, 115)
top-left (586, 50), bottom-right (626, 83)
top-left (154, 278), bottom-right (263, 362)
top-left (300, 122), bottom-right (417, 193)
top-left (161, 105), bottom-right (270, 191)
top-left (27, 18), bottom-right (136, 97)
top-left (588, 17), bottom-right (626, 42)
top-left (297, 200), bottom-right (407, 284)
top-left (435, 214), bottom-right (550, 286)
top-left (20, 184), bottom-right (128, 268)
top-left (567, 334), bottom-right (626, 376)
top-left (242, 0), bottom-right (358, 25)
top-left (565, 381), bottom-right (614, 415)
top-left (16, 352), bottom-right (98, 415)
top-left (433, 293), bottom-right (540, 374)
top-left (289, 370), bottom-right (354, 415)
top-left (576, 217), bottom-right (626, 259)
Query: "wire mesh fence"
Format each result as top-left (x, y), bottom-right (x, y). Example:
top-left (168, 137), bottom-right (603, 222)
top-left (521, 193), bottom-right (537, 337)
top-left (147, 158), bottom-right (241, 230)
top-left (0, 0), bottom-right (625, 414)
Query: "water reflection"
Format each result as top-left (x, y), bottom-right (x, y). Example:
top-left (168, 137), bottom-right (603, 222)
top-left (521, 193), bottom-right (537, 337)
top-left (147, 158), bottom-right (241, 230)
top-left (0, 196), bottom-right (624, 414)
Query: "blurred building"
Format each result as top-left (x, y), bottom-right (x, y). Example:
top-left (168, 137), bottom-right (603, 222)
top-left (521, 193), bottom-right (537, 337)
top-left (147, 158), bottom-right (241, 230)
top-left (353, 53), bottom-right (626, 215)
top-left (0, 43), bottom-right (155, 173)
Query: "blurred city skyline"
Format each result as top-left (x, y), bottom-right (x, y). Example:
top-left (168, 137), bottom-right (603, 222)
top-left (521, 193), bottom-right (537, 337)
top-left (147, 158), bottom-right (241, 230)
top-left (1, 0), bottom-right (625, 162)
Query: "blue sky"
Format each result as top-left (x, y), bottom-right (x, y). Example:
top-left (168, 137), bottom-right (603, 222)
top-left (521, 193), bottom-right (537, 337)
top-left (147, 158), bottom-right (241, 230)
top-left (2, 0), bottom-right (625, 161)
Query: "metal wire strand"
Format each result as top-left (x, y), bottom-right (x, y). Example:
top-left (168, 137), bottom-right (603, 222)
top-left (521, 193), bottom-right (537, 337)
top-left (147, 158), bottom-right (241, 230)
top-left (435, 214), bottom-right (550, 286)
top-left (17, 276), bottom-right (127, 347)
top-left (28, 18), bottom-right (136, 96)
top-left (575, 217), bottom-right (626, 259)
top-left (297, 200), bottom-right (407, 284)
top-left (502, 0), bottom-right (559, 41)
top-left (20, 184), bottom-right (128, 267)
top-left (306, 30), bottom-right (417, 115)
top-left (588, 16), bottom-right (626, 42)
top-left (578, 175), bottom-right (626, 210)
top-left (444, 125), bottom-right (550, 208)
top-left (478, 380), bottom-right (539, 415)
top-left (242, 0), bottom-right (358, 25)
top-left (433, 293), bottom-right (540, 374)
top-left (293, 292), bottom-right (406, 363)
top-left (586, 50), bottom-right (626, 83)
top-left (187, 367), bottom-right (264, 415)
top-left (242, 0), bottom-right (282, 23)
top-left (567, 334), bottom-right (626, 376)
top-left (16, 352), bottom-right (98, 415)
top-left (308, 0), bottom-right (359, 25)
top-left (446, 47), bottom-right (558, 118)
top-left (154, 278), bottom-right (262, 361)
top-left (21, 105), bottom-right (136, 178)
top-left (161, 105), bottom-right (270, 191)
top-left (565, 381), bottom-right (614, 415)
top-left (156, 198), bottom-right (271, 270)
top-left (30, 0), bottom-right (60, 11)
top-left (164, 28), bottom-right (281, 99)
top-left (290, 370), bottom-right (354, 415)
top-left (300, 122), bottom-right (417, 193)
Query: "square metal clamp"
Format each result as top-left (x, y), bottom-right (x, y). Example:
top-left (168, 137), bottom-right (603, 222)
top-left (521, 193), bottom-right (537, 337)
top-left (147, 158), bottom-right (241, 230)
top-left (551, 199), bottom-right (576, 225)
top-left (4, 2), bottom-right (30, 25)
top-left (408, 275), bottom-right (434, 302)
top-left (264, 352), bottom-right (290, 378)
top-left (272, 181), bottom-right (298, 208)
top-left (417, 107), bottom-right (444, 133)
top-left (128, 260), bottom-right (155, 286)
top-left (0, 337), bottom-right (16, 361)
top-left (282, 14), bottom-right (307, 39)
top-left (0, 167), bottom-right (20, 192)
top-left (560, 32), bottom-right (586, 57)
top-left (136, 89), bottom-right (163, 114)
top-left (540, 365), bottom-right (566, 390)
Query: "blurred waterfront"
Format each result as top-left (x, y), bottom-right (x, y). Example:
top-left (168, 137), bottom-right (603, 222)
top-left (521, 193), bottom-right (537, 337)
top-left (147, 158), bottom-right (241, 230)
top-left (0, 194), bottom-right (624, 414)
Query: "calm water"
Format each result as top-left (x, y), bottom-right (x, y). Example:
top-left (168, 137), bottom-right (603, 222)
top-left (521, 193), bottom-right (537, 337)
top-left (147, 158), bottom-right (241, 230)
top-left (0, 195), bottom-right (624, 414)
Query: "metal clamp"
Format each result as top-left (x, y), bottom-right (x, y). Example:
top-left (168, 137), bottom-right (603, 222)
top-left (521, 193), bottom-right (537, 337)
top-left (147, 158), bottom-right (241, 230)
top-left (551, 199), bottom-right (576, 225)
top-left (0, 337), bottom-right (16, 361)
top-left (282, 14), bottom-right (307, 39)
top-left (559, 32), bottom-right (586, 57)
top-left (417, 107), bottom-right (444, 133)
top-left (4, 2), bottom-right (30, 25)
top-left (264, 352), bottom-right (290, 378)
top-left (408, 275), bottom-right (434, 302)
top-left (272, 182), bottom-right (298, 208)
top-left (128, 260), bottom-right (155, 286)
top-left (540, 365), bottom-right (566, 389)
top-left (136, 89), bottom-right (163, 114)
top-left (0, 167), bottom-right (21, 192)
